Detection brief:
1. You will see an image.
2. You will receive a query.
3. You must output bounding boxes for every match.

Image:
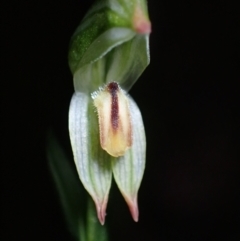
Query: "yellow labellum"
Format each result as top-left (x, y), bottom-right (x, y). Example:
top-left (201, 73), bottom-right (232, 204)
top-left (92, 82), bottom-right (132, 157)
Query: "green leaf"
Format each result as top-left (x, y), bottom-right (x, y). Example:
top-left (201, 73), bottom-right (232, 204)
top-left (69, 92), bottom-right (113, 224)
top-left (47, 132), bottom-right (84, 238)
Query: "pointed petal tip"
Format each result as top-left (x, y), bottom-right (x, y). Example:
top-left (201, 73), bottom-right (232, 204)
top-left (134, 21), bottom-right (151, 35)
top-left (129, 198), bottom-right (139, 222)
top-left (133, 6), bottom-right (151, 35)
top-left (123, 195), bottom-right (139, 222)
top-left (94, 197), bottom-right (108, 225)
top-left (98, 212), bottom-right (105, 225)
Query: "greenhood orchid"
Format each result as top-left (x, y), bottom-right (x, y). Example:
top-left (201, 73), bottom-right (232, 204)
top-left (68, 0), bottom-right (151, 224)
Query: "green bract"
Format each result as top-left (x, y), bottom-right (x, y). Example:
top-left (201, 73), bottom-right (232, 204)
top-left (68, 0), bottom-right (150, 224)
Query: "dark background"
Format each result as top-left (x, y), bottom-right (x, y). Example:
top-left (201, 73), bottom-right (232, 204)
top-left (2, 0), bottom-right (239, 240)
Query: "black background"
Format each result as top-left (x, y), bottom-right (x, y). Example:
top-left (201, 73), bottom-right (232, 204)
top-left (2, 0), bottom-right (239, 240)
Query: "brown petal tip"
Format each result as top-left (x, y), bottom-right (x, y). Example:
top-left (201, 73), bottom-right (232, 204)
top-left (94, 197), bottom-right (108, 225)
top-left (124, 195), bottom-right (139, 222)
top-left (129, 199), bottom-right (139, 222)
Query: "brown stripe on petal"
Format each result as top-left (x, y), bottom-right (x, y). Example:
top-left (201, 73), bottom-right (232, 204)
top-left (107, 82), bottom-right (119, 131)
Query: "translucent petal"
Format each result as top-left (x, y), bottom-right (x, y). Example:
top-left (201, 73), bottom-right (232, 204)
top-left (69, 92), bottom-right (113, 224)
top-left (111, 95), bottom-right (146, 221)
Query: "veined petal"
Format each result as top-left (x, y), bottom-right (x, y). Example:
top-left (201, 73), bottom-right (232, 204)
top-left (69, 92), bottom-right (113, 224)
top-left (111, 96), bottom-right (146, 222)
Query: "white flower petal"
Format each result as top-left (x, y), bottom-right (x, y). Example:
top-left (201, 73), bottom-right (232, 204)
top-left (111, 96), bottom-right (146, 221)
top-left (69, 92), bottom-right (113, 224)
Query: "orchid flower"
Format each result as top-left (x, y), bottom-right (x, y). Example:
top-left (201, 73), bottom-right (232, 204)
top-left (68, 0), bottom-right (151, 225)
